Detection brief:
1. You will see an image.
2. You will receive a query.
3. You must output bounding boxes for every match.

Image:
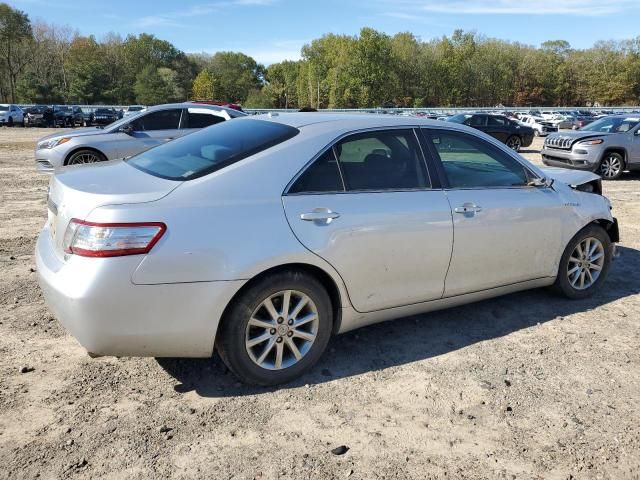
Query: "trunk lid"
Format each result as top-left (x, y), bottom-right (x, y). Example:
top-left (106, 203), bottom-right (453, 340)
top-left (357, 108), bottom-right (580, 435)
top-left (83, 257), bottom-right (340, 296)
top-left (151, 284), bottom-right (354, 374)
top-left (47, 160), bottom-right (181, 258)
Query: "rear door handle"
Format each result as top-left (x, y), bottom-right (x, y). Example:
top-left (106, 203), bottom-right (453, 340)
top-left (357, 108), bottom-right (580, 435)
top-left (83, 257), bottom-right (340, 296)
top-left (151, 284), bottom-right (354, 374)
top-left (300, 208), bottom-right (340, 222)
top-left (454, 203), bottom-right (482, 215)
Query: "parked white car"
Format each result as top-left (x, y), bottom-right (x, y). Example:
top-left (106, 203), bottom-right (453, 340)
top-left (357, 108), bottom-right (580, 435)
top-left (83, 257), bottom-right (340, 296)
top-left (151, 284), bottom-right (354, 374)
top-left (124, 105), bottom-right (147, 118)
top-left (0, 104), bottom-right (24, 126)
top-left (37, 113), bottom-right (619, 385)
top-left (518, 115), bottom-right (559, 136)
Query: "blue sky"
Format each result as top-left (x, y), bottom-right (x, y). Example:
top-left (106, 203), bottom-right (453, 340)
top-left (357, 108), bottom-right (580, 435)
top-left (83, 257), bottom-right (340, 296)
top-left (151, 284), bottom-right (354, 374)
top-left (10, 0), bottom-right (640, 64)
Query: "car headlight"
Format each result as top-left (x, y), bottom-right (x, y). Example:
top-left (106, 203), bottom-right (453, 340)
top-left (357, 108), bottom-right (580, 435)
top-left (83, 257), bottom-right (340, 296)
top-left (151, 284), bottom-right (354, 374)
top-left (577, 138), bottom-right (604, 145)
top-left (37, 137), bottom-right (71, 150)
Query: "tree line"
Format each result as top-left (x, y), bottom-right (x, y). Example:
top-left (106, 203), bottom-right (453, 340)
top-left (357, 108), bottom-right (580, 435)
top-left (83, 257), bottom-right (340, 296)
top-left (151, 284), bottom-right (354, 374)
top-left (1, 3), bottom-right (639, 108)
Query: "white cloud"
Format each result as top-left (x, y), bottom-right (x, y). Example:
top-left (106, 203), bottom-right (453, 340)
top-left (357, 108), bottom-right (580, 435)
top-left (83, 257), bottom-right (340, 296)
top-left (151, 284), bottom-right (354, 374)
top-left (380, 0), bottom-right (640, 16)
top-left (132, 0), bottom-right (278, 28)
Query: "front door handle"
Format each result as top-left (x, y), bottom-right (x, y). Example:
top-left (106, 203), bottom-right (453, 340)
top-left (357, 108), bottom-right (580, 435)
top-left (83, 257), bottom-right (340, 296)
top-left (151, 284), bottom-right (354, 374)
top-left (300, 208), bottom-right (340, 223)
top-left (454, 203), bottom-right (482, 215)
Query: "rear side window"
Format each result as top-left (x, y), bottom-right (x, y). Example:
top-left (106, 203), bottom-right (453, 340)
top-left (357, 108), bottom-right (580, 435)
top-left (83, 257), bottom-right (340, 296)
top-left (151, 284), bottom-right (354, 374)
top-left (186, 108), bottom-right (226, 128)
top-left (467, 115), bottom-right (486, 127)
top-left (131, 109), bottom-right (182, 131)
top-left (336, 130), bottom-right (429, 191)
top-left (487, 116), bottom-right (508, 126)
top-left (128, 119), bottom-right (299, 181)
top-left (289, 150), bottom-right (343, 193)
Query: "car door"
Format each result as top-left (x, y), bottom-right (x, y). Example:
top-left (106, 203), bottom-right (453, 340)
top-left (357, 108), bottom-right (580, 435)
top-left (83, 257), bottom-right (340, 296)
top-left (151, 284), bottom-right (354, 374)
top-left (627, 121), bottom-right (640, 168)
top-left (485, 116), bottom-right (511, 142)
top-left (282, 128), bottom-right (453, 313)
top-left (116, 108), bottom-right (184, 158)
top-left (423, 128), bottom-right (566, 297)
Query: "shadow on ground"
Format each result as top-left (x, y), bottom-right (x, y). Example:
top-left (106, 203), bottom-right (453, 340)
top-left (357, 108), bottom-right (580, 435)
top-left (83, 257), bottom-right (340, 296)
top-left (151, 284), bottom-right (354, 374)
top-left (158, 245), bottom-right (640, 397)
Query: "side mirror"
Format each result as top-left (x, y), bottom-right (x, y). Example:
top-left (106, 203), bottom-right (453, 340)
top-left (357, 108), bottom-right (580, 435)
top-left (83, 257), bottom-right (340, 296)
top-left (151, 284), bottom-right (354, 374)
top-left (120, 124), bottom-right (134, 135)
top-left (528, 176), bottom-right (553, 188)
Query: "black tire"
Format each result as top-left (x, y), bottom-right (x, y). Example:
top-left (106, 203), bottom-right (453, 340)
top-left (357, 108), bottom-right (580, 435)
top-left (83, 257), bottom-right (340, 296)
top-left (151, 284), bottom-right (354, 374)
top-left (599, 152), bottom-right (624, 180)
top-left (216, 270), bottom-right (333, 386)
top-left (7, 116), bottom-right (12, 127)
top-left (65, 149), bottom-right (107, 166)
top-left (551, 224), bottom-right (612, 299)
top-left (506, 135), bottom-right (522, 151)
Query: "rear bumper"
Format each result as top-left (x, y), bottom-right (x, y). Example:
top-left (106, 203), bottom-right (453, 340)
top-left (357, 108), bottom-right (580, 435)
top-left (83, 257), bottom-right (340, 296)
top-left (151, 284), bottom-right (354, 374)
top-left (35, 226), bottom-right (244, 357)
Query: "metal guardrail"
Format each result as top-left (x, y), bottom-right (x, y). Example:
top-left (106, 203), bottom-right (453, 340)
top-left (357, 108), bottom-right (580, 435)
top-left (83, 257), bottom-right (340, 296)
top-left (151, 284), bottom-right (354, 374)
top-left (17, 104), bottom-right (640, 114)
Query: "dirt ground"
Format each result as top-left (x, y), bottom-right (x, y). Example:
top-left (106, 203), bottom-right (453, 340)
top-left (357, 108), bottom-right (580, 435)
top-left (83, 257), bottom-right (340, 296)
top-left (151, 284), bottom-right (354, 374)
top-left (0, 127), bottom-right (638, 480)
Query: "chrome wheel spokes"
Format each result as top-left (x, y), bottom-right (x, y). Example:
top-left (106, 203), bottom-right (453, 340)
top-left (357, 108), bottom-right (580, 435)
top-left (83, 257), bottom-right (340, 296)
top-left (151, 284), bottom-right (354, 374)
top-left (567, 237), bottom-right (605, 290)
top-left (600, 156), bottom-right (621, 179)
top-left (245, 290), bottom-right (319, 370)
top-left (507, 137), bottom-right (521, 151)
top-left (69, 153), bottom-right (100, 165)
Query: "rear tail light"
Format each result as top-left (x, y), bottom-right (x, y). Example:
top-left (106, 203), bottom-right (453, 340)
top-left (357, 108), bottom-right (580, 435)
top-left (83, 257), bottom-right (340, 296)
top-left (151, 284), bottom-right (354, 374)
top-left (63, 219), bottom-right (166, 257)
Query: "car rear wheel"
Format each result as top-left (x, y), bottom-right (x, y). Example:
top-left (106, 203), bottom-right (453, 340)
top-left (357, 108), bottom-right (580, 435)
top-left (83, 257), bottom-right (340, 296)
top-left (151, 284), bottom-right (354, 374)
top-left (216, 271), bottom-right (333, 386)
top-left (506, 135), bottom-right (522, 151)
top-left (599, 152), bottom-right (624, 180)
top-left (7, 116), bottom-right (12, 127)
top-left (66, 149), bottom-right (107, 166)
top-left (551, 224), bottom-right (612, 299)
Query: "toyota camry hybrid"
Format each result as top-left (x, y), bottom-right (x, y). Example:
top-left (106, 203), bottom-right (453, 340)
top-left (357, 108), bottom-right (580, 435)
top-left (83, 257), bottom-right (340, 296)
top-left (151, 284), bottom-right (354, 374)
top-left (37, 113), bottom-right (619, 385)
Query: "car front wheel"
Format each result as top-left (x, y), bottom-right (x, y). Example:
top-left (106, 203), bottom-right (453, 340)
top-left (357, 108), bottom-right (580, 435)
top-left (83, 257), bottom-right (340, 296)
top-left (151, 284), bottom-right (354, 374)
top-left (506, 135), bottom-right (522, 151)
top-left (551, 224), bottom-right (612, 299)
top-left (66, 149), bottom-right (107, 165)
top-left (216, 271), bottom-right (333, 386)
top-left (599, 152), bottom-right (624, 180)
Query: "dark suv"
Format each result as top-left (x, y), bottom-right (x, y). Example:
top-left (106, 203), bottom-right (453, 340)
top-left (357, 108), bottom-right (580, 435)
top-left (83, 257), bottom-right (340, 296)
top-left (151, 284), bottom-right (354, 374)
top-left (53, 106), bottom-right (85, 127)
top-left (447, 113), bottom-right (535, 151)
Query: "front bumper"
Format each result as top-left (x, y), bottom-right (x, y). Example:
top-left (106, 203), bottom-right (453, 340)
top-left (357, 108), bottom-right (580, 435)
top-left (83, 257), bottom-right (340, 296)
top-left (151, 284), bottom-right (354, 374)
top-left (541, 147), bottom-right (601, 171)
top-left (34, 147), bottom-right (65, 173)
top-left (36, 226), bottom-right (244, 357)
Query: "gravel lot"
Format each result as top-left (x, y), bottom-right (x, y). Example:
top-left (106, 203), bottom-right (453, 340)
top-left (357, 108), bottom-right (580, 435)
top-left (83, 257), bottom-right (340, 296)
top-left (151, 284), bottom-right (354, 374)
top-left (0, 127), bottom-right (639, 479)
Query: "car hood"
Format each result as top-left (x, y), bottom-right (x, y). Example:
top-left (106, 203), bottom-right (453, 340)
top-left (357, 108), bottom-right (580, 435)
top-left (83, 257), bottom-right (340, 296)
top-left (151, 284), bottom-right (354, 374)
top-left (539, 167), bottom-right (600, 186)
top-left (37, 127), bottom-right (110, 142)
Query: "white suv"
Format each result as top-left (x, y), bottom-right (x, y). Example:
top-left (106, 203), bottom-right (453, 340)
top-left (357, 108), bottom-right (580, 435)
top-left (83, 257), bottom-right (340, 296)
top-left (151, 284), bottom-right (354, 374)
top-left (0, 104), bottom-right (24, 126)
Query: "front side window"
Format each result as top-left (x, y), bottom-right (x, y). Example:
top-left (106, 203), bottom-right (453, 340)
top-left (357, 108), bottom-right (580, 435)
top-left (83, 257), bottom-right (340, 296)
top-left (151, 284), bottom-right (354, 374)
top-left (429, 130), bottom-right (528, 188)
top-left (131, 109), bottom-right (182, 131)
top-left (128, 119), bottom-right (299, 181)
top-left (335, 130), bottom-right (429, 191)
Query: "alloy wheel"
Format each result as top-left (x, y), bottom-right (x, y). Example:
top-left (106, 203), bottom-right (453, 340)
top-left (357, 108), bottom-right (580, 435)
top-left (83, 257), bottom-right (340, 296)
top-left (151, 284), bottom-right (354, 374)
top-left (567, 237), bottom-right (605, 290)
top-left (245, 290), bottom-right (319, 370)
top-left (507, 136), bottom-right (522, 151)
top-left (68, 152), bottom-right (101, 165)
top-left (600, 155), bottom-right (622, 179)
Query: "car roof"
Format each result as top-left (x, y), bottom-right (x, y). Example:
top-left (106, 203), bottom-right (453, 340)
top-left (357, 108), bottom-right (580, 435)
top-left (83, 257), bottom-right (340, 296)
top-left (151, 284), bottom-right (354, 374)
top-left (146, 102), bottom-right (245, 116)
top-left (249, 112), bottom-right (462, 129)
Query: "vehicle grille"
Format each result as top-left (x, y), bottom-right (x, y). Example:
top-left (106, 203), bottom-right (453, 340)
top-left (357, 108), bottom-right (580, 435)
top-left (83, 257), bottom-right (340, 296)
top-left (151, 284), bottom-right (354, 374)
top-left (542, 154), bottom-right (571, 164)
top-left (545, 137), bottom-right (573, 149)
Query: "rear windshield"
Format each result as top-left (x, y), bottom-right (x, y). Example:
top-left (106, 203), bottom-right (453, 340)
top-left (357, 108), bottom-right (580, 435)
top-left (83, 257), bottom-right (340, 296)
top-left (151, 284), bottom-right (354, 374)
top-left (127, 119), bottom-right (299, 181)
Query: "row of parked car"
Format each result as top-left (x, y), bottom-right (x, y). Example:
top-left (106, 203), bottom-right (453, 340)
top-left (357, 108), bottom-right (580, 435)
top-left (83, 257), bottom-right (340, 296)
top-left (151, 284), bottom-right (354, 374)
top-left (0, 104), bottom-right (147, 128)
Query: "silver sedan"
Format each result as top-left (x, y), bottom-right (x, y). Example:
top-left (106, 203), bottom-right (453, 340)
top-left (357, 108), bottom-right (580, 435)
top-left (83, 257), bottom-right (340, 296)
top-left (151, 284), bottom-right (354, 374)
top-left (36, 114), bottom-right (619, 385)
top-left (34, 103), bottom-right (246, 172)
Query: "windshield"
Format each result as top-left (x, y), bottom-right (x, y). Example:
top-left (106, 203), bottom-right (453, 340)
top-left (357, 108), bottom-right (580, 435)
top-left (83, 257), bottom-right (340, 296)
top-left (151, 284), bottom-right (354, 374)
top-left (55, 106), bottom-right (70, 112)
top-left (128, 106), bottom-right (143, 111)
top-left (128, 119), bottom-right (299, 181)
top-left (447, 114), bottom-right (472, 124)
top-left (95, 109), bottom-right (113, 114)
top-left (0, 106), bottom-right (8, 111)
top-left (580, 116), bottom-right (640, 133)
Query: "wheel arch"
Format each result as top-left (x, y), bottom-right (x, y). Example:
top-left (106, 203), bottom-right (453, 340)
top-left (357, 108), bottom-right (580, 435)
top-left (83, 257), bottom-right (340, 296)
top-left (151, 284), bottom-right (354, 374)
top-left (590, 218), bottom-right (619, 243)
top-left (63, 146), bottom-right (107, 166)
top-left (219, 263), bottom-right (344, 336)
top-left (600, 147), bottom-right (627, 168)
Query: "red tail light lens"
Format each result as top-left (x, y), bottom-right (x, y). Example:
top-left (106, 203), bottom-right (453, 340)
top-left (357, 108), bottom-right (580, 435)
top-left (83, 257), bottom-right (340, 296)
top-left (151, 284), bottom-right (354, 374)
top-left (63, 219), bottom-right (166, 257)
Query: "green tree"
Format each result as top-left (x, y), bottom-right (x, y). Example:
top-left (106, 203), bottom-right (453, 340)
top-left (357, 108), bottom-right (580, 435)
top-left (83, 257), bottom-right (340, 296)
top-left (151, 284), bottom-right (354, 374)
top-left (0, 3), bottom-right (32, 102)
top-left (133, 65), bottom-right (173, 105)
top-left (65, 36), bottom-right (109, 103)
top-left (191, 69), bottom-right (217, 100)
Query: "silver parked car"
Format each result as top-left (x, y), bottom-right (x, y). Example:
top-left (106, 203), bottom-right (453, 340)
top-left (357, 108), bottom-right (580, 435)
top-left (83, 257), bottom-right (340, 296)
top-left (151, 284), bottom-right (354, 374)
top-left (37, 114), bottom-right (619, 385)
top-left (541, 114), bottom-right (640, 180)
top-left (34, 103), bottom-right (246, 172)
